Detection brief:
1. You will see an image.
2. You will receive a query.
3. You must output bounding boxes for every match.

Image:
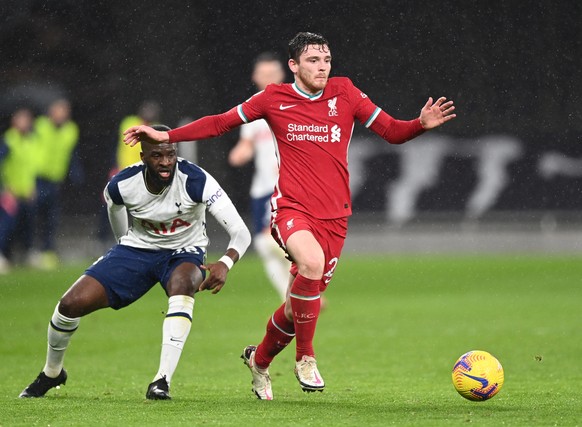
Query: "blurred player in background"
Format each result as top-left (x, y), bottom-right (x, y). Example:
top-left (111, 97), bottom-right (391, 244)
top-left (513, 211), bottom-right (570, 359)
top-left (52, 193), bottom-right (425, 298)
top-left (0, 108), bottom-right (38, 273)
top-left (228, 52), bottom-right (290, 300)
top-left (19, 125), bottom-right (251, 400)
top-left (32, 98), bottom-right (81, 269)
top-left (124, 32), bottom-right (456, 400)
top-left (117, 100), bottom-right (161, 170)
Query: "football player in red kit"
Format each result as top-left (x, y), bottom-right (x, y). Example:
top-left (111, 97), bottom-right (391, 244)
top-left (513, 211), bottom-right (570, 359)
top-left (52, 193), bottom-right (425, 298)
top-left (124, 32), bottom-right (456, 400)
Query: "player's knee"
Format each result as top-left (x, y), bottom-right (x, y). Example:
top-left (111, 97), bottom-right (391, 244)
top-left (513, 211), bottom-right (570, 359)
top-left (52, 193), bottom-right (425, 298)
top-left (167, 263), bottom-right (202, 296)
top-left (58, 296), bottom-right (81, 318)
top-left (296, 254), bottom-right (325, 279)
top-left (167, 274), bottom-right (199, 296)
top-left (167, 279), bottom-right (197, 296)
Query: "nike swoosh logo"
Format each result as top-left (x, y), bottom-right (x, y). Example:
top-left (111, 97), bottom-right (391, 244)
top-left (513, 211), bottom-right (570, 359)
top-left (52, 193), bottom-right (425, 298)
top-left (461, 372), bottom-right (489, 388)
top-left (279, 104), bottom-right (297, 110)
top-left (169, 338), bottom-right (183, 343)
top-left (313, 371), bottom-right (323, 385)
top-left (296, 320), bottom-right (313, 324)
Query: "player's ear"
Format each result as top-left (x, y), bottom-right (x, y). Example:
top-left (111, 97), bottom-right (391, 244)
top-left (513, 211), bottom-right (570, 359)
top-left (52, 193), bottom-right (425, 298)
top-left (288, 58), bottom-right (298, 73)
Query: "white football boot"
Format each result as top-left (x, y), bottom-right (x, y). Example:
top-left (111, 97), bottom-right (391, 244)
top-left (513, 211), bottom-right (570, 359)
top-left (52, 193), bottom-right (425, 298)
top-left (241, 345), bottom-right (273, 400)
top-left (294, 355), bottom-right (325, 392)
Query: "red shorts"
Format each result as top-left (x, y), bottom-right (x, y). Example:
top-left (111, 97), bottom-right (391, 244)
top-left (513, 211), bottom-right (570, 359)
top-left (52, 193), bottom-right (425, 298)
top-left (271, 208), bottom-right (348, 292)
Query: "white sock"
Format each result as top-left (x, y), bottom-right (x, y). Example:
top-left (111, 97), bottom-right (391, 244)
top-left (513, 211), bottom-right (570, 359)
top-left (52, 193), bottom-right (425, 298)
top-left (254, 233), bottom-right (290, 301)
top-left (43, 304), bottom-right (80, 378)
top-left (153, 295), bottom-right (194, 386)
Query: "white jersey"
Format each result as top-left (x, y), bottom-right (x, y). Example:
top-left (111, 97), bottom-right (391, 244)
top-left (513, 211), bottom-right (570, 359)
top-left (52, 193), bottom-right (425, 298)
top-left (239, 119), bottom-right (279, 198)
top-left (104, 158), bottom-right (250, 256)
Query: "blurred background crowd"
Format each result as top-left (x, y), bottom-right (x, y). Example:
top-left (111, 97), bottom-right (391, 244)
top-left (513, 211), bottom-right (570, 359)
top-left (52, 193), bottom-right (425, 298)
top-left (1, 1), bottom-right (581, 272)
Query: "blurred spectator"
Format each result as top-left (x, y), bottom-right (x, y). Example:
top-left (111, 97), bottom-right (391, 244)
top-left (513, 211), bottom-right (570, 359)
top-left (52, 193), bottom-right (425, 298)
top-left (30, 98), bottom-right (81, 270)
top-left (116, 100), bottom-right (161, 170)
top-left (0, 108), bottom-right (38, 273)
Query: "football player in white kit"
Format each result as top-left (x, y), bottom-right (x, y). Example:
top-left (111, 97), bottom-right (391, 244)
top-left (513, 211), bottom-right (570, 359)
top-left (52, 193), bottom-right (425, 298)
top-left (228, 53), bottom-right (290, 300)
top-left (19, 125), bottom-right (251, 400)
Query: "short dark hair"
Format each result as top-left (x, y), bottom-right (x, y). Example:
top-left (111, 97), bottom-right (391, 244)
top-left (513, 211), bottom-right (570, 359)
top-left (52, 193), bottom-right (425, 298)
top-left (288, 32), bottom-right (329, 62)
top-left (254, 52), bottom-right (282, 66)
top-left (151, 124), bottom-right (171, 132)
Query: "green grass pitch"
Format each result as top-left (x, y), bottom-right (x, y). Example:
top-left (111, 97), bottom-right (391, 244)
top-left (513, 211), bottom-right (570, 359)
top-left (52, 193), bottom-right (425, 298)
top-left (0, 254), bottom-right (581, 426)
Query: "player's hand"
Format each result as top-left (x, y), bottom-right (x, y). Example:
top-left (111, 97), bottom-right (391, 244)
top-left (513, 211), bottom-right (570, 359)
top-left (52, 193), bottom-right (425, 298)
top-left (419, 97), bottom-right (456, 130)
top-left (122, 125), bottom-right (169, 147)
top-left (199, 261), bottom-right (229, 294)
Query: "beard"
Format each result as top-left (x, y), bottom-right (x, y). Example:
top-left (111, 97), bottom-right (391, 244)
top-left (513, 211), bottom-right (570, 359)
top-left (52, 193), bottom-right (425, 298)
top-left (146, 164), bottom-right (175, 187)
top-left (298, 69), bottom-right (328, 93)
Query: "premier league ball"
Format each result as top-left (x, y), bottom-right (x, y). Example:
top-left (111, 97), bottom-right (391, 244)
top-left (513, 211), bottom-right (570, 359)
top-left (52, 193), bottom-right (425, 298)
top-left (452, 350), bottom-right (504, 401)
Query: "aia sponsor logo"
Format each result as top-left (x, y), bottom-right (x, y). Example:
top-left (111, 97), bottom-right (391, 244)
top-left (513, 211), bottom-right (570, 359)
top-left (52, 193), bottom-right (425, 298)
top-left (141, 218), bottom-right (191, 235)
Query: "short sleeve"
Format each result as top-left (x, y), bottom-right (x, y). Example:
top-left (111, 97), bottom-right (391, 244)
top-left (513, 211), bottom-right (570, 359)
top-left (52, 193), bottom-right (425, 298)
top-left (178, 161), bottom-right (207, 203)
top-left (105, 180), bottom-right (124, 206)
top-left (201, 169), bottom-right (233, 211)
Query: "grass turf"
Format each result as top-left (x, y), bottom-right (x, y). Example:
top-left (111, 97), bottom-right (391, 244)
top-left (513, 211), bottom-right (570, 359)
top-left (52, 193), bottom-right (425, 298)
top-left (0, 254), bottom-right (581, 426)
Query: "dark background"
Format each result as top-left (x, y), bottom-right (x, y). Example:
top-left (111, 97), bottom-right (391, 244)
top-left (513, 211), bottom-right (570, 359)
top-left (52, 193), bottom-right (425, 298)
top-left (1, 0), bottom-right (581, 220)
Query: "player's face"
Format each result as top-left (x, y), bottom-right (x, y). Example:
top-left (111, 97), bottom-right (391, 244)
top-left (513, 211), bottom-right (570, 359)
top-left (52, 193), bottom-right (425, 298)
top-left (252, 60), bottom-right (285, 91)
top-left (141, 144), bottom-right (177, 186)
top-left (288, 44), bottom-right (331, 94)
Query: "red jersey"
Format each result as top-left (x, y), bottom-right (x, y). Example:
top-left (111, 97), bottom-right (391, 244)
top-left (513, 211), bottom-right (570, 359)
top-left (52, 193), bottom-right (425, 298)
top-left (169, 77), bottom-right (424, 219)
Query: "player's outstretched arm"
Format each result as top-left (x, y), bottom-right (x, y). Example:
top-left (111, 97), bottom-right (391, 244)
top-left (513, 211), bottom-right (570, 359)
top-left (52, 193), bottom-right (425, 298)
top-left (419, 97), bottom-right (456, 130)
top-left (123, 125), bottom-right (169, 147)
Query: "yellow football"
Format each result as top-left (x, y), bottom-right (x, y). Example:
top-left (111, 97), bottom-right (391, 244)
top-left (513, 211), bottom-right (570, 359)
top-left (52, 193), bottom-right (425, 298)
top-left (452, 350), bottom-right (504, 401)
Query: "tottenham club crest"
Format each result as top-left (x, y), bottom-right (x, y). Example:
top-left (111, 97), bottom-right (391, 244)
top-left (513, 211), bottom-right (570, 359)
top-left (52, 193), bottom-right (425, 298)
top-left (328, 97), bottom-right (338, 116)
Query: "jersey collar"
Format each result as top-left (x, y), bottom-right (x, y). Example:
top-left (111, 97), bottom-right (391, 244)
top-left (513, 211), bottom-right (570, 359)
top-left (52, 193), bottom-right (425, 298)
top-left (292, 81), bottom-right (324, 101)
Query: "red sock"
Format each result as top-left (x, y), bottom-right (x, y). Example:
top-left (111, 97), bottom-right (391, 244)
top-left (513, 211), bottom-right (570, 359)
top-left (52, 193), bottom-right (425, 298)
top-left (290, 274), bottom-right (322, 361)
top-left (255, 303), bottom-right (295, 369)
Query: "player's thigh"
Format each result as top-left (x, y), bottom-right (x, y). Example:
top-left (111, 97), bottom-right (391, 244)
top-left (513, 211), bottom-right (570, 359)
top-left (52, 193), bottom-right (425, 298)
top-left (285, 230), bottom-right (325, 278)
top-left (166, 261), bottom-right (204, 297)
top-left (59, 275), bottom-right (110, 318)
